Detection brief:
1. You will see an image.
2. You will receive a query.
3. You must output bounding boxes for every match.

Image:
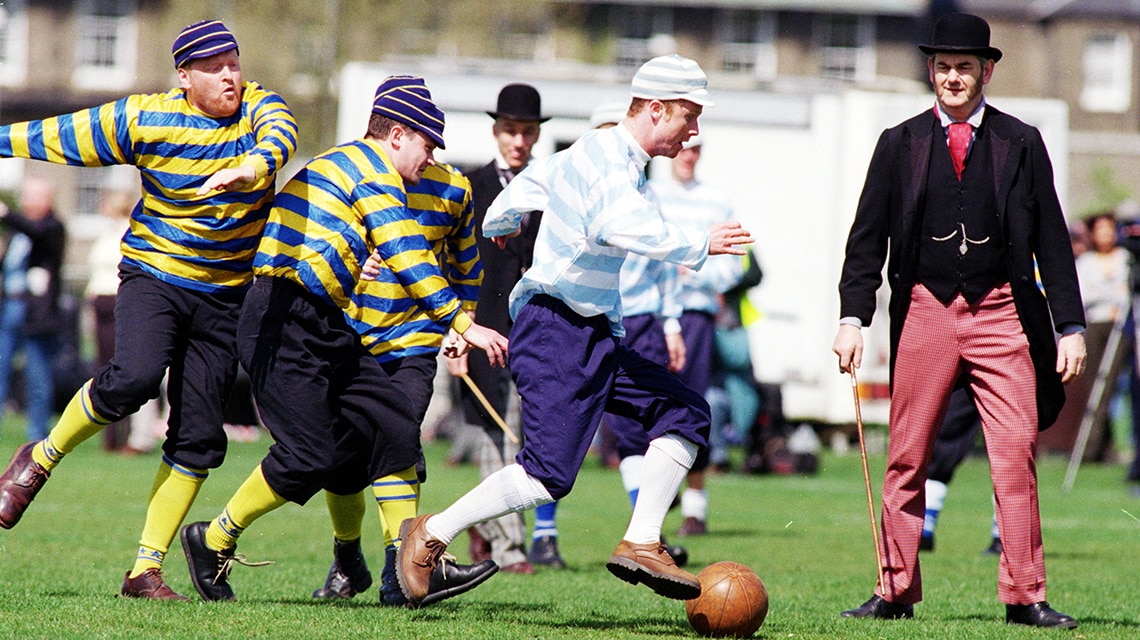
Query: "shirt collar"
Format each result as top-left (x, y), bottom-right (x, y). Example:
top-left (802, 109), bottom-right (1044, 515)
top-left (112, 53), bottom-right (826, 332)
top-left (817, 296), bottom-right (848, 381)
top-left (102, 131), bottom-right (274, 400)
top-left (615, 122), bottom-right (651, 173)
top-left (935, 97), bottom-right (986, 129)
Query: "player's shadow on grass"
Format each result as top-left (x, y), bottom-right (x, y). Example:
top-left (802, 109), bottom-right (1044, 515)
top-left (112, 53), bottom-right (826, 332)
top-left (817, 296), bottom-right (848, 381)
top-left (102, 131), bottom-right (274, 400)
top-left (409, 600), bottom-right (692, 635)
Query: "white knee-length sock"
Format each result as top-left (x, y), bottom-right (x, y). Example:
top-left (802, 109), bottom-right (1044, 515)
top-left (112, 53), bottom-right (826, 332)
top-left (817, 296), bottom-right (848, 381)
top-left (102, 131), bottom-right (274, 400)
top-left (623, 435), bottom-right (697, 544)
top-left (426, 463), bottom-right (552, 544)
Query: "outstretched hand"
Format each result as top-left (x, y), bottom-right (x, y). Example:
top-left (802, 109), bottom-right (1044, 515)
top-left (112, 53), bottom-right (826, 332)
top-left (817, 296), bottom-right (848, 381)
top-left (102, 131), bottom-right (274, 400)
top-left (708, 221), bottom-right (753, 256)
top-left (198, 165), bottom-right (256, 195)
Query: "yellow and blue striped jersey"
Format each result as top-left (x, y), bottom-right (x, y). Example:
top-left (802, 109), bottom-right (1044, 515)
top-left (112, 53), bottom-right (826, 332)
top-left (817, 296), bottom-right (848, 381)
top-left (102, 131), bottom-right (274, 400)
top-left (345, 163), bottom-right (482, 362)
top-left (255, 139), bottom-right (472, 339)
top-left (0, 82), bottom-right (297, 292)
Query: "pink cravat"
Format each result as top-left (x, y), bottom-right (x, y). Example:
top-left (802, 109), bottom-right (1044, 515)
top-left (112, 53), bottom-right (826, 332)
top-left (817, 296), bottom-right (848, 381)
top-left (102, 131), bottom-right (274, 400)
top-left (948, 122), bottom-right (972, 180)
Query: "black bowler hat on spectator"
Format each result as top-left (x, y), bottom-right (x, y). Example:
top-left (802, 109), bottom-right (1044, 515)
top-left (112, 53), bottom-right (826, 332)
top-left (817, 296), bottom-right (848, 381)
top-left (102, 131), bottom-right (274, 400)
top-left (919, 12), bottom-right (1003, 62)
top-left (486, 84), bottom-right (551, 123)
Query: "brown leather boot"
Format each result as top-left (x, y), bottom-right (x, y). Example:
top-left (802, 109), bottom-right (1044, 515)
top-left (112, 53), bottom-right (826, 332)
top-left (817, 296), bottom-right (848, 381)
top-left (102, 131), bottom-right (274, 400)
top-left (120, 569), bottom-right (191, 601)
top-left (605, 540), bottom-right (701, 600)
top-left (0, 442), bottom-right (50, 529)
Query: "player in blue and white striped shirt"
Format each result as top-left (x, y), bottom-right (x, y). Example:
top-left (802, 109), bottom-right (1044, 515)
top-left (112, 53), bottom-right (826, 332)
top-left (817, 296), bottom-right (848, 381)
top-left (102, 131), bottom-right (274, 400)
top-left (397, 55), bottom-right (753, 608)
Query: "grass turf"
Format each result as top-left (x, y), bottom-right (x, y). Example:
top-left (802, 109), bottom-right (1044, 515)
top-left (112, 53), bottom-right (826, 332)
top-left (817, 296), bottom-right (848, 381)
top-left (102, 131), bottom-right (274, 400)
top-left (0, 425), bottom-right (1136, 639)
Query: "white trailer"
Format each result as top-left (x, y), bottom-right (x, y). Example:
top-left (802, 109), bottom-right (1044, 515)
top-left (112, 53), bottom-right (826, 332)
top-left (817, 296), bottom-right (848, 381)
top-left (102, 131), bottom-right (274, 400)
top-left (338, 61), bottom-right (1069, 427)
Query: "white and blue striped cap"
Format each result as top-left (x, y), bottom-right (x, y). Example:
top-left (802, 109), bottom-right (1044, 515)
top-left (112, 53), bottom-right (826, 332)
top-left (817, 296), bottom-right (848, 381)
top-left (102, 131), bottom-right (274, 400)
top-left (630, 54), bottom-right (714, 107)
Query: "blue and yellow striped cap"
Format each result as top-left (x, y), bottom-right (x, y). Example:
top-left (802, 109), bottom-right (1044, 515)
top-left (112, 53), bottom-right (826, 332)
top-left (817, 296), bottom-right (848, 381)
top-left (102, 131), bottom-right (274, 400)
top-left (172, 20), bottom-right (238, 69)
top-left (372, 75), bottom-right (446, 149)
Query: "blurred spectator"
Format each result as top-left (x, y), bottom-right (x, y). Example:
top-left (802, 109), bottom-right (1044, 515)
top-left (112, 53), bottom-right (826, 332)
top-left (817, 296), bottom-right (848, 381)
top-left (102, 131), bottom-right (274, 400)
top-left (87, 190), bottom-right (135, 451)
top-left (0, 177), bottom-right (66, 441)
top-left (1043, 212), bottom-right (1130, 460)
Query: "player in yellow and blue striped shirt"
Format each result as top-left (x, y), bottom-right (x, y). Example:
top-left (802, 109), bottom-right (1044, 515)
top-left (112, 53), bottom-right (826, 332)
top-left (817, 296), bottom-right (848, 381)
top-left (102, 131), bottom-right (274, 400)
top-left (312, 162), bottom-right (482, 606)
top-left (180, 76), bottom-right (505, 605)
top-left (0, 20), bottom-right (297, 601)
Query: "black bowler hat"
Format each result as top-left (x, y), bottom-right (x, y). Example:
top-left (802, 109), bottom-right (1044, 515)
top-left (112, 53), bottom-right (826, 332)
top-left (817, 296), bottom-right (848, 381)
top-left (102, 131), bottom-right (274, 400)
top-left (919, 13), bottom-right (1003, 62)
top-left (486, 83), bottom-right (551, 123)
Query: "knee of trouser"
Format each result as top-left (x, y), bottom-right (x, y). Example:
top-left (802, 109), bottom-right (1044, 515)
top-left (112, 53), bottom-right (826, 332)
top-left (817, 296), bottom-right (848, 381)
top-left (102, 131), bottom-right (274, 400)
top-left (90, 368), bottom-right (166, 421)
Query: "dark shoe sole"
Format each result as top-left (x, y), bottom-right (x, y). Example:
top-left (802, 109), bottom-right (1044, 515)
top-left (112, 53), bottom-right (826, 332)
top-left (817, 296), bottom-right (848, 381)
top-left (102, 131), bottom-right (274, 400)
top-left (605, 555), bottom-right (701, 600)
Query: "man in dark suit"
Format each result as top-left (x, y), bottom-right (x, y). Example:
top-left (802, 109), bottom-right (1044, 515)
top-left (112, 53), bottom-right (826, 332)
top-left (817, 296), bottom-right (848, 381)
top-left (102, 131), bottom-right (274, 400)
top-left (832, 13), bottom-right (1086, 629)
top-left (447, 83), bottom-right (552, 573)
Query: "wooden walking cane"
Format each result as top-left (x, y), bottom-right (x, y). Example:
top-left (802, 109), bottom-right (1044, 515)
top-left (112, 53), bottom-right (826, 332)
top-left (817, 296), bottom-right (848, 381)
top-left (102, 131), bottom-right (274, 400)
top-left (849, 366), bottom-right (887, 593)
top-left (460, 373), bottom-right (520, 445)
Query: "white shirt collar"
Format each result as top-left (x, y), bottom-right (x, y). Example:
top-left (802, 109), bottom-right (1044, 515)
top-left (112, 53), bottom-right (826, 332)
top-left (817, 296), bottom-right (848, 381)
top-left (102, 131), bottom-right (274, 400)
top-left (935, 97), bottom-right (986, 129)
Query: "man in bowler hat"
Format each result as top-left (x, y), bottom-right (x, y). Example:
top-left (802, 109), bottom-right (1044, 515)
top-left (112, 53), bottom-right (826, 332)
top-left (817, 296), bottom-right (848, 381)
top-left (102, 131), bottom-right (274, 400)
top-left (448, 83), bottom-right (557, 573)
top-left (833, 13), bottom-right (1085, 628)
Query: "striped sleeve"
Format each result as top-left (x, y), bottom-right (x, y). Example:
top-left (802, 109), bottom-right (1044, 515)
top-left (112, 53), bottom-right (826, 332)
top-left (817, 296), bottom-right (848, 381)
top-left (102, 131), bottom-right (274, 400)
top-left (0, 98), bottom-right (133, 166)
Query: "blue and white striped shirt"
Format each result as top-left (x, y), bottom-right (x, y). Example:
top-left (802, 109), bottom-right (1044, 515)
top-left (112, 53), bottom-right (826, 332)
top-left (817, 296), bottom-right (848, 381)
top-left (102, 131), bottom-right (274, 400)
top-left (650, 177), bottom-right (742, 314)
top-left (484, 123), bottom-right (708, 336)
top-left (620, 253), bottom-right (682, 331)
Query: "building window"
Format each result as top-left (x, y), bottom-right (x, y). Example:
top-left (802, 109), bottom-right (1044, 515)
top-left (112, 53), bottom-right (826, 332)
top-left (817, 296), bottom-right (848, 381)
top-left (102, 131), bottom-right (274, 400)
top-left (816, 14), bottom-right (876, 82)
top-left (717, 10), bottom-right (777, 81)
top-left (1081, 32), bottom-right (1132, 113)
top-left (0, 0), bottom-right (29, 87)
top-left (612, 5), bottom-right (674, 68)
top-left (72, 0), bottom-right (138, 91)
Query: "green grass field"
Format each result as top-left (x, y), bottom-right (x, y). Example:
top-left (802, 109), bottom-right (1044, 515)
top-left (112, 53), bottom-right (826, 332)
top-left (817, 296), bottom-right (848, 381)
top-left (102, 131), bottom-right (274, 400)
top-left (0, 424), bottom-right (1136, 639)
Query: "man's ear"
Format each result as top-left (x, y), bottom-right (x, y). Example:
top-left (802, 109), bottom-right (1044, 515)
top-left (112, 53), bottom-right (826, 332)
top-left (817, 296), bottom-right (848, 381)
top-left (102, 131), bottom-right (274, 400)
top-left (177, 67), bottom-right (192, 90)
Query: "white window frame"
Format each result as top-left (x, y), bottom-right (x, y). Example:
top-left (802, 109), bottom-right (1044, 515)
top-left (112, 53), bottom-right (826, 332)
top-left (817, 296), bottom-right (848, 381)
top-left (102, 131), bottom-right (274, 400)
top-left (717, 9), bottom-right (777, 81)
top-left (71, 0), bottom-right (138, 91)
top-left (0, 0), bottom-right (29, 87)
top-left (815, 14), bottom-right (876, 83)
top-left (1080, 32), bottom-right (1132, 114)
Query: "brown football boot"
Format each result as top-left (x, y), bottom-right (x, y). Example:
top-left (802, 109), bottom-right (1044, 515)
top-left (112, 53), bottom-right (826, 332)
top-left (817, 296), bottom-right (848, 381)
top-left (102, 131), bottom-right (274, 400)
top-left (605, 540), bottom-right (701, 600)
top-left (120, 569), bottom-right (191, 601)
top-left (0, 442), bottom-right (50, 529)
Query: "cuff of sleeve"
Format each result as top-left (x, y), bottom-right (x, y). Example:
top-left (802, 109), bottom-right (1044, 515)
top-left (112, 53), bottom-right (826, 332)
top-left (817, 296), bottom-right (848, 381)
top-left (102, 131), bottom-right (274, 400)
top-left (1058, 323), bottom-right (1085, 336)
top-left (240, 155), bottom-right (269, 180)
top-left (663, 318), bottom-right (682, 335)
top-left (840, 316), bottom-right (863, 328)
top-left (451, 310), bottom-right (473, 334)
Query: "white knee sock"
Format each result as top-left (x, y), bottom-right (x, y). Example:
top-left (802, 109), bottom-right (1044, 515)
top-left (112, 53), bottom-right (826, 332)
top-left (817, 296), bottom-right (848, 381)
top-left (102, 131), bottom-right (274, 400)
top-left (680, 487), bottom-right (708, 520)
top-left (426, 463), bottom-right (552, 544)
top-left (619, 455), bottom-right (644, 507)
top-left (623, 435), bottom-right (697, 544)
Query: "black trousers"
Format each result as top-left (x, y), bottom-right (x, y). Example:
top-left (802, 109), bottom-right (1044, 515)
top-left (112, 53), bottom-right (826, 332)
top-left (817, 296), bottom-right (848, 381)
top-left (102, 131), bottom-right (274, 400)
top-left (238, 277), bottom-right (420, 504)
top-left (89, 264), bottom-right (243, 470)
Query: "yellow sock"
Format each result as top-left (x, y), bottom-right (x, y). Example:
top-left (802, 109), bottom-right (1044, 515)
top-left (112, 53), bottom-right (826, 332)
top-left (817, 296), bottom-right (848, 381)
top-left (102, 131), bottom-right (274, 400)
top-left (129, 457), bottom-right (206, 578)
top-left (205, 465), bottom-right (286, 551)
top-left (31, 381), bottom-right (111, 471)
top-left (373, 466), bottom-right (420, 550)
top-left (324, 490), bottom-right (366, 542)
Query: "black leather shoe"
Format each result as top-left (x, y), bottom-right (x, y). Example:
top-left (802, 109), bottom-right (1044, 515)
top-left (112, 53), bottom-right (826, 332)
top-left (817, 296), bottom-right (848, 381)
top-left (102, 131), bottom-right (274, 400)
top-left (983, 537), bottom-right (1002, 555)
top-left (416, 557), bottom-right (499, 608)
top-left (919, 533), bottom-right (934, 552)
top-left (1006, 602), bottom-right (1078, 629)
top-left (841, 595), bottom-right (914, 619)
top-left (312, 537), bottom-right (373, 599)
top-left (529, 535), bottom-right (566, 569)
top-left (181, 521), bottom-right (237, 601)
top-left (379, 547), bottom-right (409, 607)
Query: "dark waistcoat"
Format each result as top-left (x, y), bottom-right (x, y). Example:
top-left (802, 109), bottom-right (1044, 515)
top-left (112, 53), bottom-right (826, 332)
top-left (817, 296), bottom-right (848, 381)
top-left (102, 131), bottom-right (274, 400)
top-left (917, 124), bottom-right (1007, 304)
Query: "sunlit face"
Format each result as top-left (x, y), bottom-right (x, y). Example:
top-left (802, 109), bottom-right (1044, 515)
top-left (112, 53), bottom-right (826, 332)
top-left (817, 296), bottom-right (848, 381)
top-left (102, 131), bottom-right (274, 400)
top-left (391, 126), bottom-right (437, 185)
top-left (928, 53), bottom-right (993, 120)
top-left (1090, 216), bottom-right (1118, 253)
top-left (648, 100), bottom-right (702, 159)
top-left (178, 50), bottom-right (243, 118)
top-left (672, 145), bottom-right (701, 182)
top-left (493, 118), bottom-right (541, 170)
